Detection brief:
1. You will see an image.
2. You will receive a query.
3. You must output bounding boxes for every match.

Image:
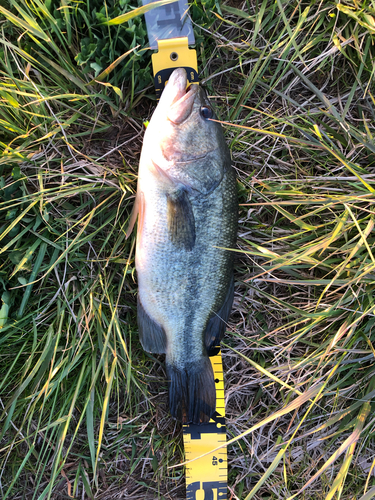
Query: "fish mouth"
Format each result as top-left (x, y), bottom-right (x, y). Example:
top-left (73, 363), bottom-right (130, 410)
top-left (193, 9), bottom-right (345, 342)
top-left (172, 82), bottom-right (198, 106)
top-left (165, 69), bottom-right (198, 124)
top-left (165, 68), bottom-right (195, 103)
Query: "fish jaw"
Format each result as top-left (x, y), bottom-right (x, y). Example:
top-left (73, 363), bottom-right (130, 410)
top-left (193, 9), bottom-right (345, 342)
top-left (159, 67), bottom-right (189, 108)
top-left (167, 84), bottom-right (198, 124)
top-left (149, 68), bottom-right (194, 126)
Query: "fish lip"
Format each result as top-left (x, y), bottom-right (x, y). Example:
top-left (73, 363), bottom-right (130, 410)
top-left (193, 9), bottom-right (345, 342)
top-left (160, 68), bottom-right (192, 107)
top-left (167, 84), bottom-right (199, 124)
top-left (166, 67), bottom-right (188, 103)
top-left (173, 83), bottom-right (198, 106)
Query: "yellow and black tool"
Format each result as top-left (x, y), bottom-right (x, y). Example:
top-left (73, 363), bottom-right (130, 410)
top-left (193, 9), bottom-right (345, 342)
top-left (142, 1), bottom-right (228, 497)
top-left (151, 37), bottom-right (198, 98)
top-left (143, 0), bottom-right (198, 98)
top-left (183, 352), bottom-right (227, 498)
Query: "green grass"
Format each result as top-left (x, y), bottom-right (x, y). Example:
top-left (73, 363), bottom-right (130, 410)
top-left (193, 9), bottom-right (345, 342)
top-left (1, 0), bottom-right (375, 498)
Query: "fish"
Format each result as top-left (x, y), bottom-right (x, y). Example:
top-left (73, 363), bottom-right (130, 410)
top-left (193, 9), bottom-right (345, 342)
top-left (130, 68), bottom-right (237, 424)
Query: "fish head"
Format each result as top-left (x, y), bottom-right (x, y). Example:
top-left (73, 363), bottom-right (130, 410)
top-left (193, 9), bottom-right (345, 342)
top-left (144, 68), bottom-right (230, 195)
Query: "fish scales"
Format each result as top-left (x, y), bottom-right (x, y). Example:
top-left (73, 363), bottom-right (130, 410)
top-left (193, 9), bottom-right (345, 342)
top-left (134, 68), bottom-right (237, 424)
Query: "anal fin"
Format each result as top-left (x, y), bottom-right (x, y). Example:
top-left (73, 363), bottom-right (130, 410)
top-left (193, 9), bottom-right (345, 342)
top-left (137, 295), bottom-right (167, 354)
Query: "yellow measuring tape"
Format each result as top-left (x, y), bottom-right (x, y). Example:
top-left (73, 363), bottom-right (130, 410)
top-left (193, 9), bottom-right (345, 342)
top-left (149, 35), bottom-right (228, 498)
top-left (183, 352), bottom-right (227, 498)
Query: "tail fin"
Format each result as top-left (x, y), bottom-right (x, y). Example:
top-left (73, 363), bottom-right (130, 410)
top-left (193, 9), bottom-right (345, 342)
top-left (166, 356), bottom-right (215, 424)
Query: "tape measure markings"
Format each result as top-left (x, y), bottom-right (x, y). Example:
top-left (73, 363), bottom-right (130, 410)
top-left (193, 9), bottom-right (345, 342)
top-left (183, 353), bottom-right (227, 498)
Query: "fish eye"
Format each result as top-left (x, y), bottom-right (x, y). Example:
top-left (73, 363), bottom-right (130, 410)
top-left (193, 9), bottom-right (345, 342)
top-left (200, 106), bottom-right (213, 120)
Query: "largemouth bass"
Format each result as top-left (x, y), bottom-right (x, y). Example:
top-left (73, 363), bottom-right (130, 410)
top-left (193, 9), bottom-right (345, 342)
top-left (132, 68), bottom-right (237, 424)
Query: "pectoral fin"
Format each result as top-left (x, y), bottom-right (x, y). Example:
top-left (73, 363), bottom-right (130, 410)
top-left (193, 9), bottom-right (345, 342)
top-left (167, 190), bottom-right (195, 251)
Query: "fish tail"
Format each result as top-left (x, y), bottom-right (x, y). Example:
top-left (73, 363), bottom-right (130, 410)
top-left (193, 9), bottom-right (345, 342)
top-left (166, 356), bottom-right (216, 424)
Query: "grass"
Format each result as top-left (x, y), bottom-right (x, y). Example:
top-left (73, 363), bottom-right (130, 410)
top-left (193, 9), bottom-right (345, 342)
top-left (1, 0), bottom-right (375, 498)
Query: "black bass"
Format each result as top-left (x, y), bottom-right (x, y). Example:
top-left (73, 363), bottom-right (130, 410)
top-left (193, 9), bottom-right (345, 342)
top-left (131, 68), bottom-right (237, 424)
